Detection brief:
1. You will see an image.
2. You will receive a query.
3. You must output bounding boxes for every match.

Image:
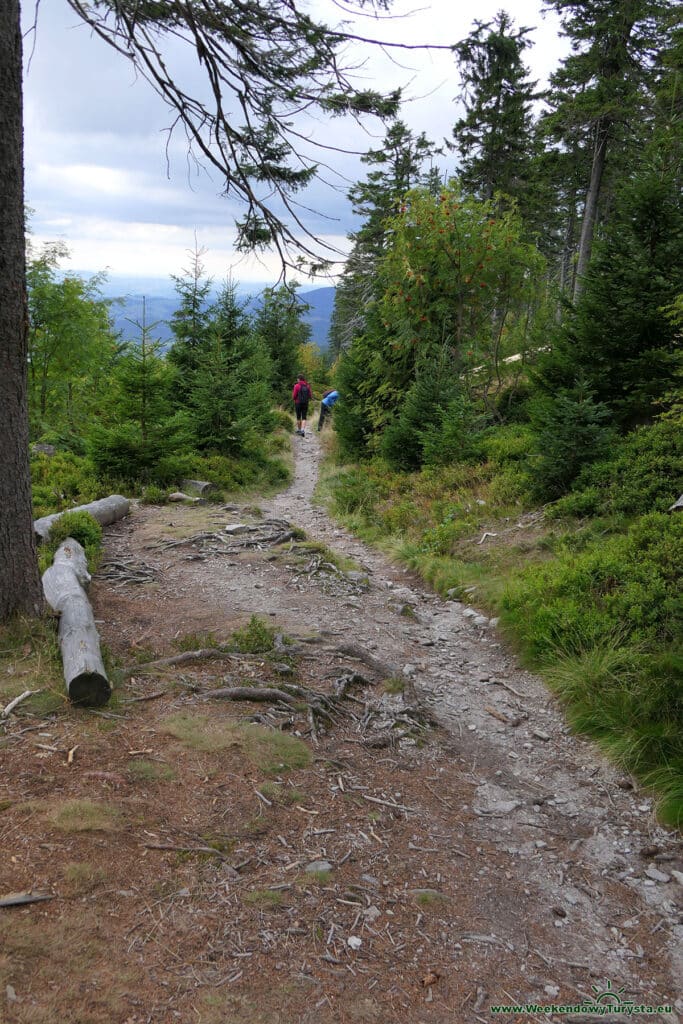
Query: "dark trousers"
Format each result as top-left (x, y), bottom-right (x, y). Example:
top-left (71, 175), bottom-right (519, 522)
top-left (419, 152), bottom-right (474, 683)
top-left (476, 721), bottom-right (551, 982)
top-left (318, 404), bottom-right (330, 431)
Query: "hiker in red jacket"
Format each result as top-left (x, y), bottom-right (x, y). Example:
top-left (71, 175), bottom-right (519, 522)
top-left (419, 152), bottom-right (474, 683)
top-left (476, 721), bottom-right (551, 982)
top-left (292, 375), bottom-right (312, 437)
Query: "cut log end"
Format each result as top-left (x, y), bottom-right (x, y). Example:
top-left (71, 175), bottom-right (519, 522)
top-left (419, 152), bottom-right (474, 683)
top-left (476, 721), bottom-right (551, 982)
top-left (68, 672), bottom-right (112, 708)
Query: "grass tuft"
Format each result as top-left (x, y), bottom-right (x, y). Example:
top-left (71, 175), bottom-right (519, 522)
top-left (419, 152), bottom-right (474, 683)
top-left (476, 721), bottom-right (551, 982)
top-left (127, 758), bottom-right (176, 782)
top-left (162, 713), bottom-right (311, 773)
top-left (63, 861), bottom-right (107, 894)
top-left (48, 799), bottom-right (122, 833)
top-left (244, 889), bottom-right (284, 909)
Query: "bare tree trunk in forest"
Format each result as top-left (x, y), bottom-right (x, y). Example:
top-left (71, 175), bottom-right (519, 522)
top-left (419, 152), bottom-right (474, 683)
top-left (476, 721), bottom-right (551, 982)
top-left (0, 0), bottom-right (43, 621)
top-left (574, 119), bottom-right (610, 301)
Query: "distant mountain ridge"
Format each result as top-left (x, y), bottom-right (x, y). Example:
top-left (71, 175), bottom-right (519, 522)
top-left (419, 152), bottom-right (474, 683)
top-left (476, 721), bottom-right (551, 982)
top-left (97, 277), bottom-right (335, 349)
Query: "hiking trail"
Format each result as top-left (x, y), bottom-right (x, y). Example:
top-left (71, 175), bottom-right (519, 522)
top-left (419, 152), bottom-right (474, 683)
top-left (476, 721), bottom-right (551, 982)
top-left (1, 430), bottom-right (680, 1023)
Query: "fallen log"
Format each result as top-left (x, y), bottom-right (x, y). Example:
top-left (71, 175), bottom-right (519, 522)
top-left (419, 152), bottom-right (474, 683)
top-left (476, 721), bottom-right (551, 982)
top-left (41, 539), bottom-right (111, 707)
top-left (180, 478), bottom-right (216, 496)
top-left (34, 494), bottom-right (130, 542)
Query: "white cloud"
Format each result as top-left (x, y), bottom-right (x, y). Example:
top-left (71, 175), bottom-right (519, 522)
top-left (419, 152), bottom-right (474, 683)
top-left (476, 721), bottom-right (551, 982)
top-left (29, 214), bottom-right (351, 284)
top-left (22, 0), bottom-right (568, 283)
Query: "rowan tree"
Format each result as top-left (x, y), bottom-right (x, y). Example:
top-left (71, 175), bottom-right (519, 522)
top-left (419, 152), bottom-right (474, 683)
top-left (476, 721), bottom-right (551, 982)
top-left (329, 120), bottom-right (438, 357)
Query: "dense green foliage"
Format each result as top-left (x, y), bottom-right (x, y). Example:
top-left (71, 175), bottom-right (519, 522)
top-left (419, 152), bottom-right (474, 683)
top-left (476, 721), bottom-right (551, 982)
top-left (31, 451), bottom-right (105, 519)
top-left (549, 406), bottom-right (683, 518)
top-left (335, 184), bottom-right (549, 460)
top-left (27, 243), bottom-right (118, 446)
top-left (27, 247), bottom-right (316, 510)
top-left (502, 512), bottom-right (682, 660)
top-left (323, 10), bottom-right (682, 821)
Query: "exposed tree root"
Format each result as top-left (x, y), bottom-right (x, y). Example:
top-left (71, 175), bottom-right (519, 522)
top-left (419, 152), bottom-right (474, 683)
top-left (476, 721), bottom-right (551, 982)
top-left (205, 679), bottom-right (343, 727)
top-left (333, 643), bottom-right (399, 680)
top-left (121, 648), bottom-right (239, 678)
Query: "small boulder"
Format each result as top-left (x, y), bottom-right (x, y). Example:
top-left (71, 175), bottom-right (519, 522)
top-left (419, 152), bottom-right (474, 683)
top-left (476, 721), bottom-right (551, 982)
top-left (306, 860), bottom-right (333, 875)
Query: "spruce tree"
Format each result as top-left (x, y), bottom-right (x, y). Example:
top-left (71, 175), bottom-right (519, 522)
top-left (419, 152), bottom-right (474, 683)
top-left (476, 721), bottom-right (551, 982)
top-left (547, 162), bottom-right (683, 429)
top-left (168, 244), bottom-right (214, 385)
top-left (88, 302), bottom-right (178, 480)
top-left (451, 12), bottom-right (539, 217)
top-left (189, 331), bottom-right (274, 453)
top-left (536, 20), bottom-right (683, 427)
top-left (541, 0), bottom-right (675, 296)
top-left (253, 285), bottom-right (311, 402)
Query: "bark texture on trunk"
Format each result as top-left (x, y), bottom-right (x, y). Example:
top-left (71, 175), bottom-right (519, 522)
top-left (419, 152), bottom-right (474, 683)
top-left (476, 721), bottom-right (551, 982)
top-left (34, 495), bottom-right (131, 542)
top-left (0, 0), bottom-right (43, 620)
top-left (42, 539), bottom-right (111, 707)
top-left (574, 120), bottom-right (610, 300)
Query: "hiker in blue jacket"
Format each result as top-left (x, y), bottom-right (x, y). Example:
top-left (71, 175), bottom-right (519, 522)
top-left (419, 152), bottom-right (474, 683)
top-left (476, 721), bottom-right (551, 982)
top-left (317, 389), bottom-right (339, 431)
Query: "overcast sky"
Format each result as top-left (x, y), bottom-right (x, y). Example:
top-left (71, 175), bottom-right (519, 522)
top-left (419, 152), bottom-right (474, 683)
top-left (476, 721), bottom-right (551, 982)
top-left (22, 0), bottom-right (568, 288)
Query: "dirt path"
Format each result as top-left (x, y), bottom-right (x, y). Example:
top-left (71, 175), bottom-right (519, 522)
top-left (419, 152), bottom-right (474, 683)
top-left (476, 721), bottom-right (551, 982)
top-left (1, 432), bottom-right (681, 1024)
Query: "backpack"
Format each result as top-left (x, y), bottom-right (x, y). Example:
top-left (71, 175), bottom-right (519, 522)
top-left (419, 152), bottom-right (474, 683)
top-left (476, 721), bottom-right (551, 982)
top-left (298, 382), bottom-right (311, 402)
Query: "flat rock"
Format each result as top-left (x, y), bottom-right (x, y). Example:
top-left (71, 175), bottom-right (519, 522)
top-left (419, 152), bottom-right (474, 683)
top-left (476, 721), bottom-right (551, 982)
top-left (645, 864), bottom-right (671, 884)
top-left (305, 860), bottom-right (333, 874)
top-left (224, 523), bottom-right (252, 535)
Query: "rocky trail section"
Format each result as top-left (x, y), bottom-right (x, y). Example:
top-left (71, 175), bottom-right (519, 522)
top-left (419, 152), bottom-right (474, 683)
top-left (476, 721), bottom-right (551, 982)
top-left (267, 433), bottom-right (683, 1014)
top-left (0, 431), bottom-right (680, 1024)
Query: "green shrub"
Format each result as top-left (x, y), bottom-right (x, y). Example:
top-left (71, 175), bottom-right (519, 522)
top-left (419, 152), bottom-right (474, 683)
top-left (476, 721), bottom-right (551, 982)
top-left (548, 486), bottom-right (603, 519)
top-left (87, 423), bottom-right (163, 482)
top-left (380, 362), bottom-right (472, 471)
top-left (273, 409), bottom-right (295, 431)
top-left (378, 496), bottom-right (423, 534)
top-left (420, 395), bottom-right (485, 467)
top-left (42, 511), bottom-right (103, 573)
top-left (30, 452), bottom-right (103, 517)
top-left (550, 408), bottom-right (683, 519)
top-left (487, 466), bottom-right (530, 508)
top-left (140, 485), bottom-right (169, 505)
top-left (150, 451), bottom-right (200, 486)
top-left (479, 424), bottom-right (535, 467)
top-left (502, 513), bottom-right (682, 662)
top-left (230, 615), bottom-right (277, 654)
top-left (334, 346), bottom-right (374, 460)
top-left (494, 380), bottom-right (534, 423)
top-left (331, 467), bottom-right (382, 519)
top-left (527, 383), bottom-right (615, 500)
top-left (420, 506), bottom-right (476, 555)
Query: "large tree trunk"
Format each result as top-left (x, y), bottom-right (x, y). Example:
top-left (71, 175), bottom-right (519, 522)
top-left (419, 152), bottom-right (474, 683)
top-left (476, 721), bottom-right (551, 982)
top-left (34, 495), bottom-right (131, 542)
top-left (42, 539), bottom-right (111, 706)
top-left (0, 0), bottom-right (43, 621)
